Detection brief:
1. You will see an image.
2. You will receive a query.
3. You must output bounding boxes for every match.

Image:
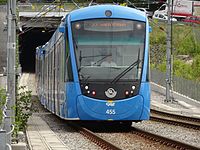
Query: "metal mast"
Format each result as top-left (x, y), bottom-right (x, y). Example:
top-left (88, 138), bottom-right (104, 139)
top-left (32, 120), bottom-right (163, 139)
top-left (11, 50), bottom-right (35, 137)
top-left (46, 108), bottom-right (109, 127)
top-left (165, 0), bottom-right (172, 102)
top-left (6, 0), bottom-right (16, 147)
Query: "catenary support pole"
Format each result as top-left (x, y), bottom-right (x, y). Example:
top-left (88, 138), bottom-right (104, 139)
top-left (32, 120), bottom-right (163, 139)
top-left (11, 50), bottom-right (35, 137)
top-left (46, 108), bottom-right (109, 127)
top-left (165, 0), bottom-right (172, 102)
top-left (6, 0), bottom-right (16, 149)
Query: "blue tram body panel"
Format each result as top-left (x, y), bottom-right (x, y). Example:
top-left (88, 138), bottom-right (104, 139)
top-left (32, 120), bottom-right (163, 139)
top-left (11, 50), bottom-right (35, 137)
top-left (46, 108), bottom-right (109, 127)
top-left (70, 5), bottom-right (146, 22)
top-left (36, 4), bottom-right (151, 122)
top-left (65, 82), bottom-right (79, 118)
top-left (66, 83), bottom-right (150, 120)
top-left (139, 83), bottom-right (150, 120)
top-left (76, 95), bottom-right (144, 120)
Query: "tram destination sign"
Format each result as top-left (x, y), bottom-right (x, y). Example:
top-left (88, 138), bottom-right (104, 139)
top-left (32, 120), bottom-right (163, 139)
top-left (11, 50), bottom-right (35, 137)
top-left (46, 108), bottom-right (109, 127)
top-left (83, 19), bottom-right (134, 32)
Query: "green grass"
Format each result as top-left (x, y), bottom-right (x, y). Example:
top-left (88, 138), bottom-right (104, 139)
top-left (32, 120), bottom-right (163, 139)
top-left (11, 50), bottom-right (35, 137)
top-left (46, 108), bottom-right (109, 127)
top-left (150, 20), bottom-right (200, 81)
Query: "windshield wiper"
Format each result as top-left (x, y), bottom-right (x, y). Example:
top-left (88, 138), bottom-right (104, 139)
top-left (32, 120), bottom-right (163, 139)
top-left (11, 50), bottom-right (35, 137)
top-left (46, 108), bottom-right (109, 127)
top-left (92, 54), bottom-right (111, 66)
top-left (110, 60), bottom-right (141, 84)
top-left (111, 48), bottom-right (141, 84)
top-left (109, 66), bottom-right (122, 69)
top-left (78, 54), bottom-right (111, 73)
top-left (79, 73), bottom-right (91, 82)
top-left (78, 54), bottom-right (111, 81)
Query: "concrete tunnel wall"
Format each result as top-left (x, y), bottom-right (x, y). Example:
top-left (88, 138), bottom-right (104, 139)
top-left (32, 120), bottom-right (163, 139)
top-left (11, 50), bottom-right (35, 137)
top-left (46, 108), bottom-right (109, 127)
top-left (19, 28), bottom-right (55, 73)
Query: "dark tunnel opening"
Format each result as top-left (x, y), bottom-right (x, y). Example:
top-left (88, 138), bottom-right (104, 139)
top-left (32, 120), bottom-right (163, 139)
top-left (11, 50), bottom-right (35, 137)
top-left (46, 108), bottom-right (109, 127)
top-left (19, 28), bottom-right (55, 73)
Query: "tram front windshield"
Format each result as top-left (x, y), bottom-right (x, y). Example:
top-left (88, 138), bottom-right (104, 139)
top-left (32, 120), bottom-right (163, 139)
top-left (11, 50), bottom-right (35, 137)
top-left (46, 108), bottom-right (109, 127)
top-left (72, 19), bottom-right (146, 82)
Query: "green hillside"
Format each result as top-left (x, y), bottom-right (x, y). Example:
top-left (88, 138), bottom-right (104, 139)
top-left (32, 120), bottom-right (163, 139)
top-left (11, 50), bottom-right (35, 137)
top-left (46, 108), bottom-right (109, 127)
top-left (150, 20), bottom-right (200, 81)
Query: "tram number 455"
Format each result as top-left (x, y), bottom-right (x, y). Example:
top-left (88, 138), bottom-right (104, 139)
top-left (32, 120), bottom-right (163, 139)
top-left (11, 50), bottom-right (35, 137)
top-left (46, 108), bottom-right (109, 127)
top-left (106, 109), bottom-right (116, 114)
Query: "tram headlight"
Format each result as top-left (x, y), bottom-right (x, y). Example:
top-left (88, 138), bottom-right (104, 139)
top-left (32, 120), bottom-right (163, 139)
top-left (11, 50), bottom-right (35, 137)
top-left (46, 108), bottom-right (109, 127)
top-left (85, 85), bottom-right (89, 90)
top-left (132, 85), bottom-right (136, 90)
top-left (130, 91), bottom-right (134, 94)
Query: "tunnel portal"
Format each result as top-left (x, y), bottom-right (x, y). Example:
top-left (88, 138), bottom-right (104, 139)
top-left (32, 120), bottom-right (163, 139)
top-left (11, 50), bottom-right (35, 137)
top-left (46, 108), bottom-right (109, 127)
top-left (19, 28), bottom-right (55, 72)
top-left (19, 13), bottom-right (66, 73)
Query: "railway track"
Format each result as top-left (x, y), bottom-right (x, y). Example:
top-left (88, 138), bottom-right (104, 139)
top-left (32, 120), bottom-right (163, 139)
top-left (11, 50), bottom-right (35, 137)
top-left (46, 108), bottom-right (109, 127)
top-left (132, 127), bottom-right (200, 150)
top-left (29, 94), bottom-right (200, 149)
top-left (68, 123), bottom-right (122, 150)
top-left (150, 109), bottom-right (200, 130)
top-left (75, 109), bottom-right (200, 149)
top-left (22, 73), bottom-right (200, 150)
top-left (68, 122), bottom-right (200, 150)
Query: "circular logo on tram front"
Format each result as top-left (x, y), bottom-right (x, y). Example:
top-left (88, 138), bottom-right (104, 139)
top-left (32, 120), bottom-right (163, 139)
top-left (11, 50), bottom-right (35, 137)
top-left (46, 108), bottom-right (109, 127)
top-left (105, 88), bottom-right (117, 98)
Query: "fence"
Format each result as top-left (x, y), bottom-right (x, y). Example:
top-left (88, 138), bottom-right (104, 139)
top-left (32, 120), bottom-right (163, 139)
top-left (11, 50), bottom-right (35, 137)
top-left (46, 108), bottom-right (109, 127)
top-left (0, 91), bottom-right (14, 150)
top-left (151, 69), bottom-right (200, 102)
top-left (193, 25), bottom-right (200, 44)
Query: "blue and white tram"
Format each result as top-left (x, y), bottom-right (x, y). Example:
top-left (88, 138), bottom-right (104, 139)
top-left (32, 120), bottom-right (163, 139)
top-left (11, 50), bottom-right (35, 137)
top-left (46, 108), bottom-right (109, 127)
top-left (36, 4), bottom-right (151, 123)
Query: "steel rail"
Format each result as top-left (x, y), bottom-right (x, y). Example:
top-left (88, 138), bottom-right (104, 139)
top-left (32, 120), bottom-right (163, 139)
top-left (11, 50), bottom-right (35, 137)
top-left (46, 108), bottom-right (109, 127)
top-left (150, 109), bottom-right (200, 129)
top-left (132, 127), bottom-right (200, 150)
top-left (150, 115), bottom-right (200, 130)
top-left (68, 123), bottom-right (122, 150)
top-left (150, 109), bottom-right (200, 123)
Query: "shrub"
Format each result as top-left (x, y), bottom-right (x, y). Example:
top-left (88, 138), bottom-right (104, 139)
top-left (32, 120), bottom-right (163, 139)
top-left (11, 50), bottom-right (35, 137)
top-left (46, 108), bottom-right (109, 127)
top-left (13, 86), bottom-right (33, 138)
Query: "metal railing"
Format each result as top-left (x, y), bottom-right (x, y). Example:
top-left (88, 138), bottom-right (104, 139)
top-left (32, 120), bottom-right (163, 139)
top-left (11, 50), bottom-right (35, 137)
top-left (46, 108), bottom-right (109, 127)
top-left (151, 69), bottom-right (200, 102)
top-left (0, 94), bottom-right (14, 150)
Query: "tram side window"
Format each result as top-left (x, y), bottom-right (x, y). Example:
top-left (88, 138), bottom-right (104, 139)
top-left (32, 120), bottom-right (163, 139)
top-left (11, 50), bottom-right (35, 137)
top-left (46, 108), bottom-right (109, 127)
top-left (60, 38), bottom-right (64, 83)
top-left (65, 28), bottom-right (73, 82)
top-left (146, 57), bottom-right (150, 82)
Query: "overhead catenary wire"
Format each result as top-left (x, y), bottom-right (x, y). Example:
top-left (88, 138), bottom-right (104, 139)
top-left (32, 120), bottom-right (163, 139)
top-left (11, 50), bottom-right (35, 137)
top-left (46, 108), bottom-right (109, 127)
top-left (21, 1), bottom-right (58, 26)
top-left (18, 0), bottom-right (167, 36)
top-left (18, 1), bottom-right (64, 35)
top-left (18, 1), bottom-right (84, 36)
top-left (18, 1), bottom-right (194, 53)
top-left (19, 7), bottom-right (60, 34)
top-left (89, 0), bottom-right (94, 6)
top-left (71, 0), bottom-right (81, 8)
